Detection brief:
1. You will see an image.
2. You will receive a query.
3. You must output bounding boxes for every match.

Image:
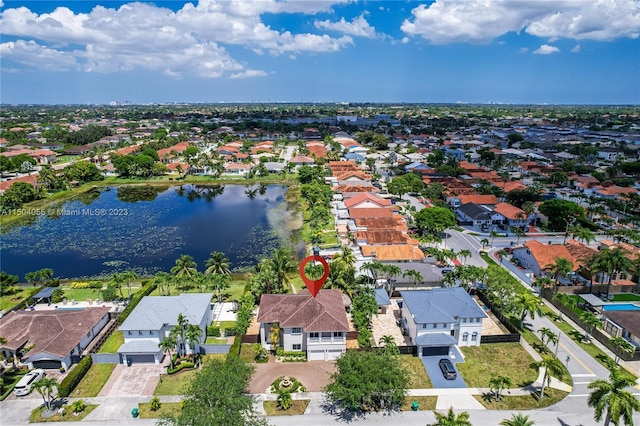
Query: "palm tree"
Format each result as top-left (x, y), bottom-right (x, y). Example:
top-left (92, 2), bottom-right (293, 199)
top-left (580, 311), bottom-right (602, 343)
top-left (158, 335), bottom-right (177, 369)
top-left (173, 313), bottom-right (189, 357)
top-left (608, 336), bottom-right (635, 365)
top-left (332, 245), bottom-right (357, 269)
top-left (511, 292), bottom-right (543, 329)
top-left (185, 324), bottom-right (203, 364)
top-left (277, 390), bottom-right (292, 411)
top-left (122, 270), bottom-right (138, 299)
top-left (533, 355), bottom-right (564, 399)
top-left (572, 225), bottom-right (596, 244)
top-left (384, 264), bottom-right (402, 294)
top-left (588, 370), bottom-right (640, 426)
top-left (490, 230), bottom-right (499, 247)
top-left (545, 256), bottom-right (574, 294)
top-left (209, 273), bottom-right (230, 303)
top-left (171, 254), bottom-right (198, 279)
top-left (538, 327), bottom-right (558, 351)
top-left (362, 261), bottom-right (384, 284)
top-left (403, 269), bottom-right (423, 290)
top-left (204, 251), bottom-right (231, 275)
top-left (268, 247), bottom-right (296, 292)
top-left (512, 227), bottom-right (526, 244)
top-left (431, 408), bottom-right (472, 426)
top-left (109, 272), bottom-right (126, 298)
top-left (496, 249), bottom-right (507, 264)
top-left (500, 413), bottom-right (535, 426)
top-left (458, 249), bottom-right (472, 265)
top-left (37, 268), bottom-right (54, 286)
top-left (33, 377), bottom-right (58, 412)
top-left (480, 238), bottom-right (490, 249)
top-left (378, 334), bottom-right (399, 355)
top-left (153, 271), bottom-right (172, 296)
top-left (600, 247), bottom-right (633, 297)
top-left (489, 375), bottom-right (512, 401)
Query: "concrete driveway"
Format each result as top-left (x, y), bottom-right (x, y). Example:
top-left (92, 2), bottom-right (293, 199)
top-left (421, 355), bottom-right (468, 389)
top-left (249, 361), bottom-right (335, 393)
top-left (98, 363), bottom-right (165, 397)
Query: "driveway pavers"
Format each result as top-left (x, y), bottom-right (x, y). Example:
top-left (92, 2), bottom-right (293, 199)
top-left (98, 363), bottom-right (165, 397)
top-left (248, 360), bottom-right (335, 393)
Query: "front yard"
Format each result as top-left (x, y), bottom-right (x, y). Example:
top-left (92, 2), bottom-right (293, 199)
top-left (73, 363), bottom-right (116, 397)
top-left (399, 355), bottom-right (432, 389)
top-left (154, 370), bottom-right (197, 396)
top-left (456, 343), bottom-right (538, 388)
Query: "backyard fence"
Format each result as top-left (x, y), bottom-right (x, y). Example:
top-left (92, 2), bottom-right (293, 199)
top-left (475, 290), bottom-right (521, 343)
top-left (199, 344), bottom-right (232, 355)
top-left (90, 353), bottom-right (121, 364)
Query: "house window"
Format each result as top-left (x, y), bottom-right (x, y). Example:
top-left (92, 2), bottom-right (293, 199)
top-left (442, 323), bottom-right (447, 328)
top-left (292, 344), bottom-right (301, 351)
top-left (128, 331), bottom-right (132, 336)
top-left (291, 327), bottom-right (302, 334)
top-left (138, 331), bottom-right (143, 335)
top-left (422, 324), bottom-right (427, 329)
top-left (462, 333), bottom-right (468, 342)
top-left (477, 318), bottom-right (481, 323)
top-left (432, 323), bottom-right (437, 329)
top-left (333, 332), bottom-right (343, 338)
top-left (471, 332), bottom-right (478, 342)
top-left (462, 318), bottom-right (467, 323)
top-left (450, 330), bottom-right (455, 336)
top-left (309, 332), bottom-right (319, 341)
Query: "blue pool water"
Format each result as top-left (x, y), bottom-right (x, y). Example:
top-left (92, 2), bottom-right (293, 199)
top-left (602, 304), bottom-right (640, 311)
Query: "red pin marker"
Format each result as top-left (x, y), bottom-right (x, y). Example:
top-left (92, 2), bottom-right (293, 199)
top-left (299, 255), bottom-right (330, 298)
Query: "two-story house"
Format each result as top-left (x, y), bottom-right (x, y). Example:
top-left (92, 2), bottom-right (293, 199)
top-left (400, 288), bottom-right (486, 357)
top-left (257, 289), bottom-right (349, 361)
top-left (117, 293), bottom-right (213, 365)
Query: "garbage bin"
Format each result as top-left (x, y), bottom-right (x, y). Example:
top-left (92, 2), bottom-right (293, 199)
top-left (126, 358), bottom-right (132, 367)
top-left (411, 401), bottom-right (419, 411)
top-left (131, 408), bottom-right (139, 418)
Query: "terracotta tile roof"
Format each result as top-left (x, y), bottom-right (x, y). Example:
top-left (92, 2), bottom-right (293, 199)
top-left (334, 171), bottom-right (371, 181)
top-left (257, 289), bottom-right (349, 332)
top-left (355, 230), bottom-right (418, 245)
top-left (565, 239), bottom-right (598, 266)
top-left (599, 241), bottom-right (640, 261)
top-left (493, 202), bottom-right (526, 220)
top-left (468, 171), bottom-right (501, 182)
top-left (360, 245), bottom-right (424, 261)
top-left (307, 145), bottom-right (328, 158)
top-left (503, 181), bottom-right (527, 192)
top-left (348, 207), bottom-right (395, 219)
top-left (0, 307), bottom-right (110, 357)
top-left (115, 145), bottom-right (140, 156)
top-left (354, 217), bottom-right (407, 231)
top-left (455, 194), bottom-right (499, 205)
top-left (524, 240), bottom-right (578, 271)
top-left (0, 174), bottom-right (39, 192)
top-left (344, 193), bottom-right (391, 209)
top-left (595, 186), bottom-right (637, 197)
top-left (290, 155), bottom-right (315, 163)
top-left (333, 185), bottom-right (378, 193)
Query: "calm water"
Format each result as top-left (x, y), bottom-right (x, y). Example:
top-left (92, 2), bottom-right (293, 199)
top-left (1, 184), bottom-right (299, 279)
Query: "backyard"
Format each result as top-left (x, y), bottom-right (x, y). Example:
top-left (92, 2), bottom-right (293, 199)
top-left (98, 331), bottom-right (124, 353)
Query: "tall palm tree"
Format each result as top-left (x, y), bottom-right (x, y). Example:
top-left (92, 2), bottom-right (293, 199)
top-left (431, 408), bottom-right (472, 426)
top-left (185, 324), bottom-right (203, 364)
top-left (153, 271), bottom-right (172, 296)
top-left (538, 327), bottom-right (558, 351)
top-left (580, 311), bottom-right (602, 343)
top-left (33, 377), bottom-right (58, 411)
top-left (268, 247), bottom-right (296, 292)
top-left (173, 313), bottom-right (189, 357)
top-left (403, 269), bottom-right (423, 291)
top-left (600, 247), bottom-right (633, 297)
top-left (209, 273), bottom-right (230, 303)
top-left (500, 413), bottom-right (535, 426)
top-left (490, 230), bottom-right (499, 247)
top-left (204, 251), bottom-right (231, 275)
top-left (332, 245), bottom-right (357, 269)
top-left (480, 238), bottom-right (490, 249)
top-left (109, 272), bottom-right (126, 298)
top-left (532, 355), bottom-right (564, 399)
top-left (608, 336), bottom-right (635, 365)
top-left (384, 264), bottom-right (402, 294)
top-left (458, 249), bottom-right (472, 265)
top-left (511, 292), bottom-right (543, 329)
top-left (571, 225), bottom-right (596, 244)
top-left (326, 260), bottom-right (357, 299)
top-left (171, 254), bottom-right (198, 278)
top-left (158, 335), bottom-right (177, 369)
top-left (489, 375), bottom-right (512, 401)
top-left (121, 270), bottom-right (138, 299)
top-left (546, 256), bottom-right (574, 294)
top-left (588, 370), bottom-right (640, 426)
top-left (362, 261), bottom-right (384, 284)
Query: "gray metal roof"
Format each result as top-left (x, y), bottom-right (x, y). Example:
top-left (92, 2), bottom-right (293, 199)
top-left (33, 287), bottom-right (55, 300)
top-left (415, 332), bottom-right (457, 347)
top-left (458, 203), bottom-right (493, 220)
top-left (401, 288), bottom-right (487, 324)
top-left (119, 293), bottom-right (213, 331)
top-left (374, 289), bottom-right (391, 306)
top-left (579, 293), bottom-right (606, 307)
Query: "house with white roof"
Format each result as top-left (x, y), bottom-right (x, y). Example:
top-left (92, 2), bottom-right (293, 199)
top-left (400, 288), bottom-right (486, 357)
top-left (117, 293), bottom-right (213, 364)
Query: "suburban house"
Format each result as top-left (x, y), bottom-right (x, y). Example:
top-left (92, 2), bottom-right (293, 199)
top-left (456, 203), bottom-right (502, 229)
top-left (511, 240), bottom-right (579, 277)
top-left (400, 288), bottom-right (487, 356)
top-left (256, 289), bottom-right (349, 361)
top-left (492, 202), bottom-right (529, 228)
top-left (0, 307), bottom-right (111, 370)
top-left (117, 293), bottom-right (213, 365)
top-left (601, 310), bottom-right (640, 354)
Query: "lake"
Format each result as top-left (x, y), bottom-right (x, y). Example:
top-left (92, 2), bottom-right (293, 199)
top-left (1, 184), bottom-right (301, 279)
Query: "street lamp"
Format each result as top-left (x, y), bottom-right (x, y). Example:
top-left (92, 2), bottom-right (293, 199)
top-left (562, 217), bottom-right (575, 244)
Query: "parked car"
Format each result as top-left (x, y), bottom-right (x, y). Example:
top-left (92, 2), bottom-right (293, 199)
top-left (438, 358), bottom-right (457, 380)
top-left (14, 369), bottom-right (45, 396)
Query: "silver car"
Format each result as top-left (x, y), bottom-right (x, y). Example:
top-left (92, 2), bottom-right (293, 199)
top-left (14, 369), bottom-right (45, 396)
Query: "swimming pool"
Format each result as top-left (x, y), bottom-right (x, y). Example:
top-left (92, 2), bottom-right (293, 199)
top-left (602, 303), bottom-right (640, 311)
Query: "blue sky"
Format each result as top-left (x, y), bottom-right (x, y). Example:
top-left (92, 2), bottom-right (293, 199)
top-left (1, 0), bottom-right (639, 105)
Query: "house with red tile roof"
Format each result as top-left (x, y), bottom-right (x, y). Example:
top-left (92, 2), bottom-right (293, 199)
top-left (512, 239), bottom-right (578, 277)
top-left (0, 174), bottom-right (40, 193)
top-left (348, 207), bottom-right (395, 219)
top-left (447, 194), bottom-right (499, 208)
top-left (360, 245), bottom-right (424, 262)
top-left (289, 155), bottom-right (315, 166)
top-left (224, 163), bottom-right (252, 175)
top-left (0, 307), bottom-right (110, 370)
top-left (493, 202), bottom-right (529, 227)
top-left (257, 290), bottom-right (349, 361)
top-left (343, 193), bottom-right (391, 209)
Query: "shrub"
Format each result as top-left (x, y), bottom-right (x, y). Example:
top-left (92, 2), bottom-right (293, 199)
top-left (207, 326), bottom-right (221, 337)
top-left (167, 361), bottom-right (194, 374)
top-left (59, 356), bottom-right (92, 397)
top-left (89, 281), bottom-right (103, 289)
top-left (51, 288), bottom-right (65, 303)
top-left (224, 326), bottom-right (237, 337)
top-left (71, 400), bottom-right (86, 413)
top-left (277, 391), bottom-right (292, 410)
top-left (227, 335), bottom-right (242, 360)
top-left (270, 376), bottom-right (302, 393)
top-left (117, 281), bottom-right (157, 325)
top-left (149, 397), bottom-right (161, 412)
top-left (70, 282), bottom-right (91, 289)
top-left (255, 346), bottom-right (269, 363)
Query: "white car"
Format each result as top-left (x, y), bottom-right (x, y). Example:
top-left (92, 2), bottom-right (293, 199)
top-left (14, 369), bottom-right (45, 396)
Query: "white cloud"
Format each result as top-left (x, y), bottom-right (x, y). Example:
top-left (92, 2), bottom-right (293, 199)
top-left (314, 15), bottom-right (376, 38)
top-left (0, 0), bottom-right (353, 77)
top-left (0, 40), bottom-right (78, 71)
top-left (533, 44), bottom-right (560, 55)
top-left (519, 47), bottom-right (529, 53)
top-left (402, 37), bottom-right (409, 44)
top-left (571, 44), bottom-right (581, 53)
top-left (229, 69), bottom-right (268, 79)
top-left (401, 0), bottom-right (640, 44)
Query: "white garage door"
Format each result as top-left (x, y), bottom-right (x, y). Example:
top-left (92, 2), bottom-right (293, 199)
top-left (326, 350), bottom-right (342, 361)
top-left (308, 350), bottom-right (324, 361)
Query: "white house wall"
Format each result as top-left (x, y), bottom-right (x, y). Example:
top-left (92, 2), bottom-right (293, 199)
top-left (512, 248), bottom-right (542, 276)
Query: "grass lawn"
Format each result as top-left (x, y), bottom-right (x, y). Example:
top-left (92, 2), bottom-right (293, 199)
top-left (457, 343), bottom-right (538, 388)
top-left (0, 369), bottom-right (28, 400)
top-left (154, 370), bottom-right (197, 396)
top-left (205, 337), bottom-right (228, 344)
top-left (0, 287), bottom-right (34, 311)
top-left (400, 356), bottom-right (432, 389)
top-left (475, 388), bottom-right (569, 410)
top-left (612, 294), bottom-right (640, 302)
top-left (201, 354), bottom-right (226, 364)
top-left (263, 400), bottom-right (309, 416)
top-left (59, 288), bottom-right (103, 302)
top-left (400, 396), bottom-right (437, 411)
top-left (98, 331), bottom-right (124, 353)
top-left (73, 363), bottom-right (116, 397)
top-left (138, 402), bottom-right (182, 418)
top-left (29, 404), bottom-right (98, 422)
top-left (240, 344), bottom-right (258, 363)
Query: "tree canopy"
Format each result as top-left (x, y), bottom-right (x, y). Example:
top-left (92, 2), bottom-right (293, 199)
top-left (414, 206), bottom-right (456, 236)
top-left (538, 199), bottom-right (584, 231)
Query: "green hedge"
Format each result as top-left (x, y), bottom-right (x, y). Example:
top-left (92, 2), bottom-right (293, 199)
top-left (227, 335), bottom-right (242, 360)
top-left (207, 326), bottom-right (221, 337)
top-left (167, 361), bottom-right (195, 375)
top-left (117, 281), bottom-right (157, 325)
top-left (59, 356), bottom-right (92, 397)
top-left (10, 286), bottom-right (44, 312)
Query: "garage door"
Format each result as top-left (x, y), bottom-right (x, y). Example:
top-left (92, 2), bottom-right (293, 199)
top-left (422, 346), bottom-right (449, 357)
top-left (308, 350), bottom-right (324, 361)
top-left (32, 360), bottom-right (62, 369)
top-left (326, 350), bottom-right (343, 361)
top-left (126, 354), bottom-right (156, 364)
